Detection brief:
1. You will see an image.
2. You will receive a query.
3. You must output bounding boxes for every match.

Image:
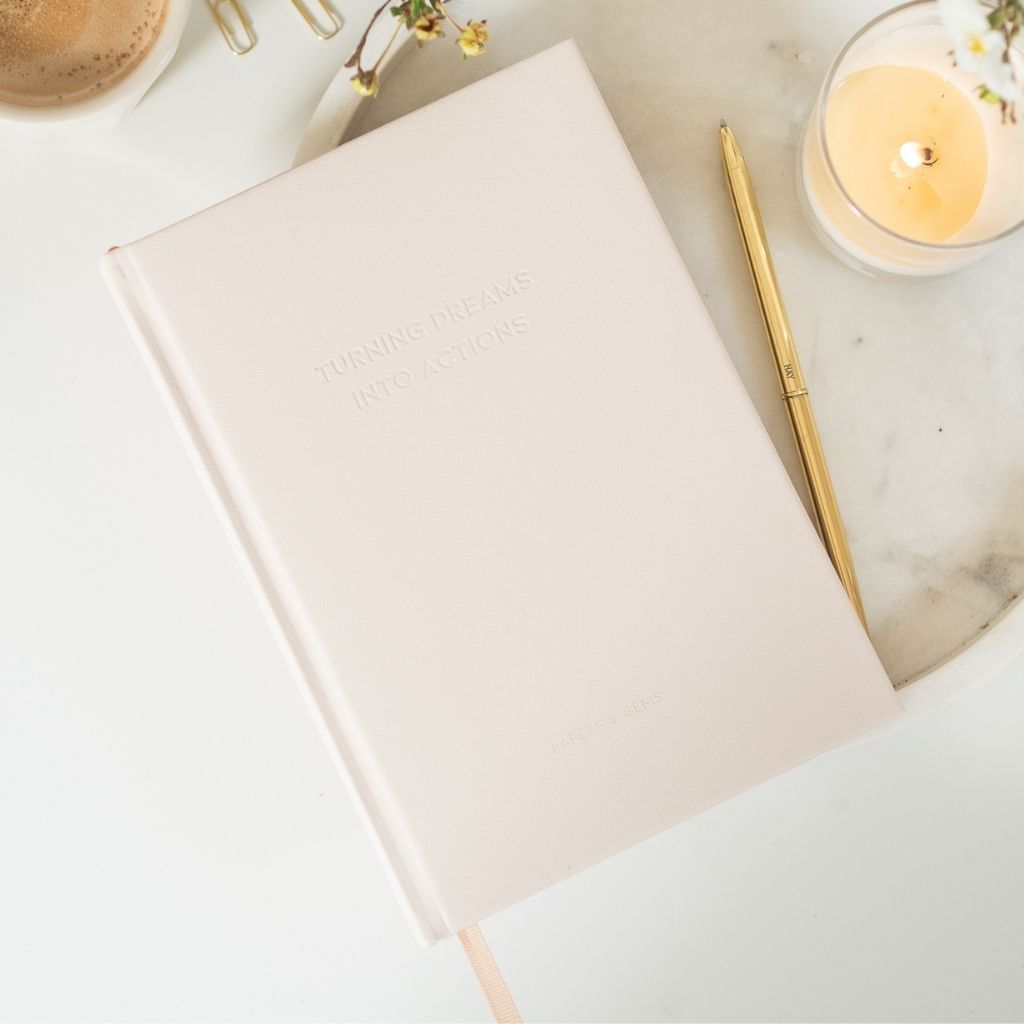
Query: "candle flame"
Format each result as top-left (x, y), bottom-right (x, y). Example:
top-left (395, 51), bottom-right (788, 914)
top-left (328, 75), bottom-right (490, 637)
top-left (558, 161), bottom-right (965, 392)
top-left (898, 141), bottom-right (937, 171)
top-left (899, 141), bottom-right (926, 168)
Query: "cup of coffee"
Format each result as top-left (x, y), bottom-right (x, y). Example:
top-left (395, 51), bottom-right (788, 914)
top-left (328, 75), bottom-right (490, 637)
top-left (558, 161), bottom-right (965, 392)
top-left (0, 0), bottom-right (191, 125)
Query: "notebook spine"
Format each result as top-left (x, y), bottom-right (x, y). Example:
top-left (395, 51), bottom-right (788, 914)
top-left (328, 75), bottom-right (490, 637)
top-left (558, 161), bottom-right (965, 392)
top-left (99, 247), bottom-right (444, 944)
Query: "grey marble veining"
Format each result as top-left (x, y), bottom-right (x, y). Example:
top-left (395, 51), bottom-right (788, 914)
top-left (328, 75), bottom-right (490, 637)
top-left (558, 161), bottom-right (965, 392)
top-left (347, 0), bottom-right (1024, 687)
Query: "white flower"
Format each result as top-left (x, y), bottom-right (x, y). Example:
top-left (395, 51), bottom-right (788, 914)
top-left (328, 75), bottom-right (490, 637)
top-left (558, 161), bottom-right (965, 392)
top-left (981, 47), bottom-right (1024, 102)
top-left (939, 0), bottom-right (1003, 71)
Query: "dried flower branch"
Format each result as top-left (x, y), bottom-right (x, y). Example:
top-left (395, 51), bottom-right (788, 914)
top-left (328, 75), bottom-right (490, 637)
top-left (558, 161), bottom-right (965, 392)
top-left (345, 0), bottom-right (489, 97)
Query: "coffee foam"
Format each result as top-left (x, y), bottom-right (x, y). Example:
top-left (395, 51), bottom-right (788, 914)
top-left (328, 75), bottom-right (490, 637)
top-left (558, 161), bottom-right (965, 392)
top-left (0, 0), bottom-right (167, 107)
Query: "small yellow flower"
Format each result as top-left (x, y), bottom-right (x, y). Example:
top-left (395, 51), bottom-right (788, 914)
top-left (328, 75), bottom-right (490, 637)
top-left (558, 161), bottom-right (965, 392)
top-left (457, 20), bottom-right (489, 58)
top-left (413, 11), bottom-right (444, 43)
top-left (350, 69), bottom-right (379, 96)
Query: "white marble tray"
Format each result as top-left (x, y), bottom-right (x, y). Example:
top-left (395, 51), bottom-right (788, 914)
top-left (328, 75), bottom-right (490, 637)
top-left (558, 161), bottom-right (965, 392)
top-left (294, 0), bottom-right (1024, 722)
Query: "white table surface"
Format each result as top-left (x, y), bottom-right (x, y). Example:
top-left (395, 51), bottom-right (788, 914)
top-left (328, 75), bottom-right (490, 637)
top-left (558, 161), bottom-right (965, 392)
top-left (2, 1), bottom-right (1023, 1021)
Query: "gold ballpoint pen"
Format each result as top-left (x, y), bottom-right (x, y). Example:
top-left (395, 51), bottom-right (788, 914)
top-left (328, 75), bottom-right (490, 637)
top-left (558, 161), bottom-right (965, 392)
top-left (719, 121), bottom-right (867, 630)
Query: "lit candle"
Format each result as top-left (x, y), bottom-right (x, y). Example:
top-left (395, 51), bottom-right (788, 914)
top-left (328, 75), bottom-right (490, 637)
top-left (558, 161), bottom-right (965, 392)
top-left (825, 65), bottom-right (987, 244)
top-left (799, 2), bottom-right (1024, 276)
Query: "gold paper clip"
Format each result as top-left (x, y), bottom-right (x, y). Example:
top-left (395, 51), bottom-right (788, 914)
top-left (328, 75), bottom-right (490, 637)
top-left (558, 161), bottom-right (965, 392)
top-left (206, 0), bottom-right (257, 55)
top-left (290, 0), bottom-right (342, 39)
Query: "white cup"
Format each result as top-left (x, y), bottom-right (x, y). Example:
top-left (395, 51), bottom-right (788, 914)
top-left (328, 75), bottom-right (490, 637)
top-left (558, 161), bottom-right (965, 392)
top-left (0, 0), bottom-right (192, 127)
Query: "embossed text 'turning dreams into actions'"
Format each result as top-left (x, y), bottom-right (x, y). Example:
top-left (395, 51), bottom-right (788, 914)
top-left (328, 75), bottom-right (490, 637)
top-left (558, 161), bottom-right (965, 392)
top-left (313, 269), bottom-right (533, 384)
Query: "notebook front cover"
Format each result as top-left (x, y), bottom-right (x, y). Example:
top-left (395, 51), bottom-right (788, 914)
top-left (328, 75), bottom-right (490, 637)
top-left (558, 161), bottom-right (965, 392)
top-left (104, 40), bottom-right (901, 943)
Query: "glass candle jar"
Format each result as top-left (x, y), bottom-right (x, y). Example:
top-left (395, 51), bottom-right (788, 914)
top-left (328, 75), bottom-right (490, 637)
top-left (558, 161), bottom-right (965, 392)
top-left (798, 0), bottom-right (1024, 276)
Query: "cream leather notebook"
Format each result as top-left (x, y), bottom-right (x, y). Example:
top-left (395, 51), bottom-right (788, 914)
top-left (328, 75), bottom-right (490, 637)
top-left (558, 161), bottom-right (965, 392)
top-left (102, 40), bottom-right (900, 945)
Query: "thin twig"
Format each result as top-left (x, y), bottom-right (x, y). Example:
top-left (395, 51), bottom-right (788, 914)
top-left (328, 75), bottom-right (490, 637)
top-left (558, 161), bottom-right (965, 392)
top-left (344, 0), bottom-right (391, 70)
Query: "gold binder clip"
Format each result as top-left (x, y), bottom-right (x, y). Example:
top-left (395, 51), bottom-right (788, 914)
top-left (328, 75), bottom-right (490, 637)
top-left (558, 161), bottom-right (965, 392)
top-left (290, 0), bottom-right (342, 39)
top-left (206, 0), bottom-right (257, 55)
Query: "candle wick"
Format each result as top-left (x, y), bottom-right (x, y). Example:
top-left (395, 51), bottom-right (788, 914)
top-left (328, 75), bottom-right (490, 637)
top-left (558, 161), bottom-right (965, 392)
top-left (896, 141), bottom-right (938, 171)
